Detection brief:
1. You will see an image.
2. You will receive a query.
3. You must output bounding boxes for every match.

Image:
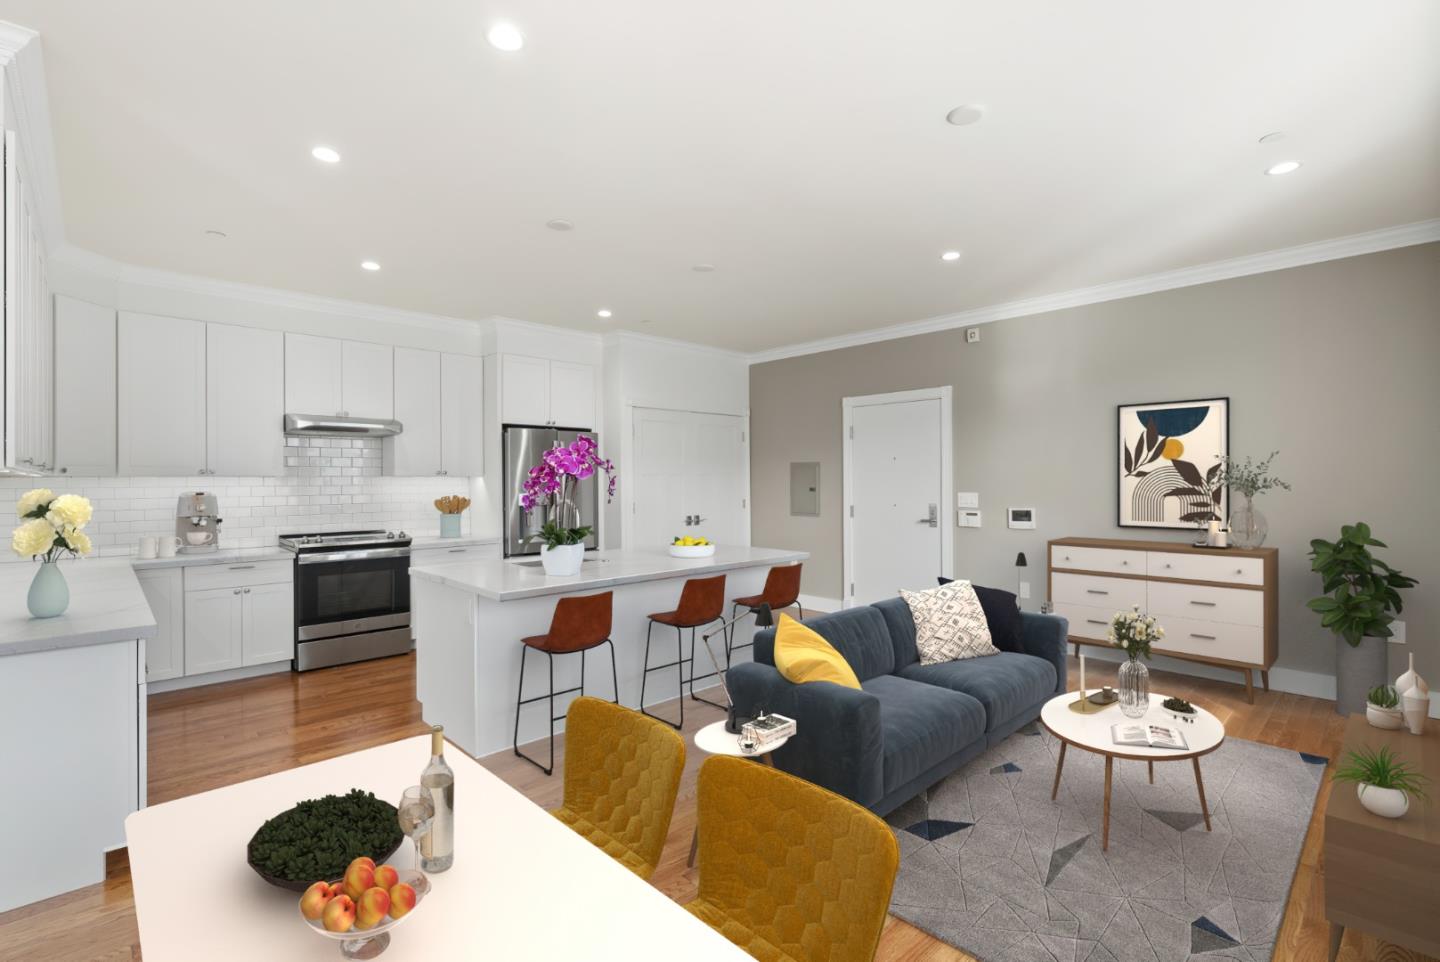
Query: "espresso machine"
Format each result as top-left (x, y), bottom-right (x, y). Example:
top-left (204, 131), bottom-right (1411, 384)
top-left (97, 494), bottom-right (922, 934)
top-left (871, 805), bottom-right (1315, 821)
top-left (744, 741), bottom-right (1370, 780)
top-left (175, 492), bottom-right (223, 553)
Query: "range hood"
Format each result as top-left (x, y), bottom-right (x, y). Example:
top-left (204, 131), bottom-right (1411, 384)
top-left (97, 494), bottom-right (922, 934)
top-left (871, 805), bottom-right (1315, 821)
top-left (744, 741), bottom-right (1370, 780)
top-left (283, 414), bottom-right (403, 438)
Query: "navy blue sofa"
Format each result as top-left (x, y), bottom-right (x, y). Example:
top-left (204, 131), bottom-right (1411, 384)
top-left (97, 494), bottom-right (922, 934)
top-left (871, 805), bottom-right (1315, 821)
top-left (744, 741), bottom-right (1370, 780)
top-left (727, 598), bottom-right (1068, 816)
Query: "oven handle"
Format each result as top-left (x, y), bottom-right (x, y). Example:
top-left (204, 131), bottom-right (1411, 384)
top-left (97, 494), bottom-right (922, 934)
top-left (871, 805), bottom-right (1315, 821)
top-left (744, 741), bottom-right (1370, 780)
top-left (297, 547), bottom-right (412, 564)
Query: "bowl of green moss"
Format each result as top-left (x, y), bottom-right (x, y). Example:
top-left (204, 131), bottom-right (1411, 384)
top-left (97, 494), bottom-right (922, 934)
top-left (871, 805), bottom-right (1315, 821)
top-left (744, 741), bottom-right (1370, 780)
top-left (246, 789), bottom-right (404, 891)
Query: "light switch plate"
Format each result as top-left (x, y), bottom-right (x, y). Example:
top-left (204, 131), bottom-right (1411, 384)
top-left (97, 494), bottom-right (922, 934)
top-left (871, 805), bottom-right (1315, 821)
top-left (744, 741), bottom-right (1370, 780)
top-left (1388, 620), bottom-right (1406, 644)
top-left (1019, 581), bottom-right (1031, 599)
top-left (957, 491), bottom-right (979, 509)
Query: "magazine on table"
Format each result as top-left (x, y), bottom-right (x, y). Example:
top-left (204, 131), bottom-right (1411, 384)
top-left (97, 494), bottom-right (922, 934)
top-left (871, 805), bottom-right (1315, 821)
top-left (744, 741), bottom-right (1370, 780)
top-left (1110, 722), bottom-right (1188, 750)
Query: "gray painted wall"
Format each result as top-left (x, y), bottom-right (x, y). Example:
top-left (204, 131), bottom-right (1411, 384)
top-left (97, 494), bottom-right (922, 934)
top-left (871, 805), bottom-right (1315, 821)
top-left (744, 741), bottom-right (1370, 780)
top-left (750, 243), bottom-right (1440, 689)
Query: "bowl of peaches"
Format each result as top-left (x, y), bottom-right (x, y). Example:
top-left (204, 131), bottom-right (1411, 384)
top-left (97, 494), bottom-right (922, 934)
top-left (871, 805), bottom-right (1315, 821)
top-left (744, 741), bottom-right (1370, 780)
top-left (299, 856), bottom-right (424, 959)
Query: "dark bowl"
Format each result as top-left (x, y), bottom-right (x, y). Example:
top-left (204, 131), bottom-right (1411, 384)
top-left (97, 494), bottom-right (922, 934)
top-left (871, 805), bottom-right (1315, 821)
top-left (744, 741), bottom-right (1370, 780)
top-left (245, 796), bottom-right (404, 891)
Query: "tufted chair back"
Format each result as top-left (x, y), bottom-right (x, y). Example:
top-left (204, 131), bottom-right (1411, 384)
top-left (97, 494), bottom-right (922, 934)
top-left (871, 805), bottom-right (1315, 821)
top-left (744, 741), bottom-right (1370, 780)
top-left (686, 755), bottom-right (899, 962)
top-left (550, 696), bottom-right (686, 880)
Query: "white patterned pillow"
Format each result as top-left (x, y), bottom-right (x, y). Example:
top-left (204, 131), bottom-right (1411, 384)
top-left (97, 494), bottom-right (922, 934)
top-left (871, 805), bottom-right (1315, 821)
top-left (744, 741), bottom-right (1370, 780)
top-left (900, 580), bottom-right (999, 665)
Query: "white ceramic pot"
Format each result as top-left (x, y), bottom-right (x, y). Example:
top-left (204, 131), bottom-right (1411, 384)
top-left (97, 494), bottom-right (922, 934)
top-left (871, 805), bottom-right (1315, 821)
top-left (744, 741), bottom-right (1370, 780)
top-left (540, 543), bottom-right (584, 576)
top-left (1357, 783), bottom-right (1409, 819)
top-left (1365, 703), bottom-right (1405, 730)
top-left (1402, 686), bottom-right (1430, 736)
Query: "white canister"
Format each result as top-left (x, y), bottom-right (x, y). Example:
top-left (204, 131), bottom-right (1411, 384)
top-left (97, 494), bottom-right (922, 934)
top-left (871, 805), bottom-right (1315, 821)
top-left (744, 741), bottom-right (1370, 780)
top-left (138, 536), bottom-right (158, 560)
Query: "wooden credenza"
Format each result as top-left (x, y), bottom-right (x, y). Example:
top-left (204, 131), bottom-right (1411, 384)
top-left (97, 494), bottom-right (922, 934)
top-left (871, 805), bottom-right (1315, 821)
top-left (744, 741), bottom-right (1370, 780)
top-left (1047, 536), bottom-right (1278, 702)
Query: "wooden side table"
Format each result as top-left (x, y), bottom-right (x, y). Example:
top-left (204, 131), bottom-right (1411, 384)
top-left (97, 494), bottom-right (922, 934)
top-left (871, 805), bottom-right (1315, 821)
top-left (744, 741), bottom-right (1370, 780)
top-left (1324, 713), bottom-right (1439, 961)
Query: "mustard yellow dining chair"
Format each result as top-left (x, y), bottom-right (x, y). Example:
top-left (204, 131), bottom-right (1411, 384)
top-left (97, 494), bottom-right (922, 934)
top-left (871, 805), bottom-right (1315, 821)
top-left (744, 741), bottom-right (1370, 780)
top-left (685, 755), bottom-right (900, 962)
top-left (550, 696), bottom-right (686, 880)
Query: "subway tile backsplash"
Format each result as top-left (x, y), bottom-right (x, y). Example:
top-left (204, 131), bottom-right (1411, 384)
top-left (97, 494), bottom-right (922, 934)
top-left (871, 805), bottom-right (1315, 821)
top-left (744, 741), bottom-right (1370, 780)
top-left (0, 437), bottom-right (469, 560)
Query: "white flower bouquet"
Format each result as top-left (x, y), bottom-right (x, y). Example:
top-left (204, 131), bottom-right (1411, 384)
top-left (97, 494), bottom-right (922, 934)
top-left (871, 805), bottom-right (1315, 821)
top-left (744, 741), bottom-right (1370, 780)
top-left (11, 488), bottom-right (94, 561)
top-left (1108, 604), bottom-right (1164, 661)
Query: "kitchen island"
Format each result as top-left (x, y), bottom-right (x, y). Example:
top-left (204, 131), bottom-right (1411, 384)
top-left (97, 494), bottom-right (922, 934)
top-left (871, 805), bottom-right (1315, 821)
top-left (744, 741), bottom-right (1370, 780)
top-left (0, 559), bottom-right (155, 912)
top-left (410, 546), bottom-right (807, 758)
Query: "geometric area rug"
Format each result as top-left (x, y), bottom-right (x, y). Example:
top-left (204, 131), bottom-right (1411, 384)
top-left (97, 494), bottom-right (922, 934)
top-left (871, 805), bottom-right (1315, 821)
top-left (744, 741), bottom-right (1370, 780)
top-left (885, 722), bottom-right (1326, 962)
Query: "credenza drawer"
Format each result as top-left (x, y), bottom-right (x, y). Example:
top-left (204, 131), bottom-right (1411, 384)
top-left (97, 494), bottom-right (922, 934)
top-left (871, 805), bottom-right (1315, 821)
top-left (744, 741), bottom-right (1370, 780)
top-left (1147, 580), bottom-right (1263, 627)
top-left (1053, 602), bottom-right (1120, 641)
top-left (1159, 614), bottom-right (1263, 664)
top-left (1051, 545), bottom-right (1146, 576)
top-left (1051, 572), bottom-right (1146, 611)
top-left (1147, 551), bottom-right (1263, 586)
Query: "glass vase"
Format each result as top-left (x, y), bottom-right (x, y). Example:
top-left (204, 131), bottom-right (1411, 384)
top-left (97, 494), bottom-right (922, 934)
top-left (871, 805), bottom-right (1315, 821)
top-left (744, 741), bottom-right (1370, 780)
top-left (1118, 657), bottom-right (1150, 718)
top-left (1230, 494), bottom-right (1268, 549)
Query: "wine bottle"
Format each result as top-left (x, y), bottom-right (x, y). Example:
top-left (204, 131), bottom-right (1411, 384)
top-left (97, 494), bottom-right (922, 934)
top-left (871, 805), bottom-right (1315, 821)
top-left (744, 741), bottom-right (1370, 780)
top-left (419, 725), bottom-right (455, 872)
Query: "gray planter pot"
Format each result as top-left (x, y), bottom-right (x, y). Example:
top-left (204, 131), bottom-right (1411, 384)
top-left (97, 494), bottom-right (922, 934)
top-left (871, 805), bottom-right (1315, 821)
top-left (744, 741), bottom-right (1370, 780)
top-left (1335, 634), bottom-right (1387, 716)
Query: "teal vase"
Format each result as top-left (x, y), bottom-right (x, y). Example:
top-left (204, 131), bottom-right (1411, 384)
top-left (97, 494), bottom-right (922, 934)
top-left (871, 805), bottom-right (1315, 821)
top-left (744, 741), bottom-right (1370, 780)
top-left (27, 561), bottom-right (70, 618)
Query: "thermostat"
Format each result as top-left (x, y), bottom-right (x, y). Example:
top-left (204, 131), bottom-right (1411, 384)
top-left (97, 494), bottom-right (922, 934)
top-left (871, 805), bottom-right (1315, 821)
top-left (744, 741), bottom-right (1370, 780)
top-left (1007, 507), bottom-right (1036, 529)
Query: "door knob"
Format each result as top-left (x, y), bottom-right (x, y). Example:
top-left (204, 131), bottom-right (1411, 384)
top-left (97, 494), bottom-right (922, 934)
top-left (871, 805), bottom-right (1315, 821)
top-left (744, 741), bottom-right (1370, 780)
top-left (916, 504), bottom-right (938, 527)
top-left (684, 514), bottom-right (694, 526)
top-left (693, 515), bottom-right (706, 525)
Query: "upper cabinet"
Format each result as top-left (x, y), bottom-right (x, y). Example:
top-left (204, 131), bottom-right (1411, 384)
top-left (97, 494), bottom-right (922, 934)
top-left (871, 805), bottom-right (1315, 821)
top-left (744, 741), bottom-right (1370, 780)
top-left (118, 312), bottom-right (207, 476)
top-left (500, 354), bottom-right (594, 429)
top-left (283, 333), bottom-right (393, 419)
top-left (53, 296), bottom-right (116, 476)
top-left (206, 324), bottom-right (284, 476)
top-left (2, 128), bottom-right (54, 475)
top-left (385, 349), bottom-right (484, 477)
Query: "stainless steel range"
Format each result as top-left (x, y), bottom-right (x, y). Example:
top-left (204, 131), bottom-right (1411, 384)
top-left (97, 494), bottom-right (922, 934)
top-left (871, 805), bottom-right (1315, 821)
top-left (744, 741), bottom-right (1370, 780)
top-left (280, 529), bottom-right (413, 671)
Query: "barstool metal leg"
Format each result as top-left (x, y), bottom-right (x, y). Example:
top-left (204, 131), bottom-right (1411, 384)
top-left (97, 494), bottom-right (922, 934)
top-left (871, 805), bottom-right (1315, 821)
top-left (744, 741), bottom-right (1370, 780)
top-left (640, 620), bottom-right (683, 730)
top-left (605, 638), bottom-right (619, 704)
top-left (514, 646), bottom-right (557, 776)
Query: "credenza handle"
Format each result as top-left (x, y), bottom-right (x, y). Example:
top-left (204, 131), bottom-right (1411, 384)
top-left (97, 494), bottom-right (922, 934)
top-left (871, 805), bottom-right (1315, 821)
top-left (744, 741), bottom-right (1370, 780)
top-left (1086, 589), bottom-right (1109, 595)
top-left (1189, 600), bottom-right (1216, 607)
top-left (1120, 560), bottom-right (1129, 566)
top-left (1189, 633), bottom-right (1217, 640)
top-left (1086, 619), bottom-right (1107, 626)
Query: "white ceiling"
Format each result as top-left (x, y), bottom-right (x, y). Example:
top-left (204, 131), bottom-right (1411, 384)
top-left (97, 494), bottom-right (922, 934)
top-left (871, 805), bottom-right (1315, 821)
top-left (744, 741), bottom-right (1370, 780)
top-left (2, 1), bottom-right (1437, 353)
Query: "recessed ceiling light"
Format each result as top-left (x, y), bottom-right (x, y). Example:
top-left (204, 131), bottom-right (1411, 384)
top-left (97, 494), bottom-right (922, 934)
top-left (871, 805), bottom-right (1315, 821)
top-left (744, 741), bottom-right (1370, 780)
top-left (692, 263), bottom-right (715, 272)
top-left (361, 260), bottom-right (381, 271)
top-left (944, 105), bottom-right (985, 126)
top-left (204, 229), bottom-right (227, 238)
top-left (311, 145), bottom-right (341, 164)
top-left (546, 218), bottom-right (574, 231)
top-left (1265, 160), bottom-right (1302, 176)
top-left (486, 23), bottom-right (525, 51)
top-left (940, 250), bottom-right (962, 262)
top-left (596, 309), bottom-right (613, 319)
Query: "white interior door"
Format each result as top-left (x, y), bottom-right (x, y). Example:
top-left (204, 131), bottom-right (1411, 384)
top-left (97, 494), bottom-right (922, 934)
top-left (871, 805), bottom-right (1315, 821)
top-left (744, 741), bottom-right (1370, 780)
top-left (631, 408), bottom-right (748, 549)
top-left (845, 389), bottom-right (952, 606)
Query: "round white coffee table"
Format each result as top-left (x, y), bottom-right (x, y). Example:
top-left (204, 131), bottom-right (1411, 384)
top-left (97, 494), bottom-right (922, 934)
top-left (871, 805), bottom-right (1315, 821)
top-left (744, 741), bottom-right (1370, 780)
top-left (687, 720), bottom-right (792, 865)
top-left (1039, 691), bottom-right (1225, 851)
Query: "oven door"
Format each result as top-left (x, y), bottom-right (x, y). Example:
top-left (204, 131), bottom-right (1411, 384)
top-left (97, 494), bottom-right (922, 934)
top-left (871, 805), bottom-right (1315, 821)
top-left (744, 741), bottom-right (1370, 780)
top-left (295, 548), bottom-right (411, 637)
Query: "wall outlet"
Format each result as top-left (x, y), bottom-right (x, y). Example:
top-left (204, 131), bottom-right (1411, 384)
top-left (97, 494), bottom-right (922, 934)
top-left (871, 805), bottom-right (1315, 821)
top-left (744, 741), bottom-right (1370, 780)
top-left (1019, 581), bottom-right (1031, 600)
top-left (1388, 620), bottom-right (1406, 644)
top-left (966, 327), bottom-right (980, 343)
top-left (956, 491), bottom-right (979, 509)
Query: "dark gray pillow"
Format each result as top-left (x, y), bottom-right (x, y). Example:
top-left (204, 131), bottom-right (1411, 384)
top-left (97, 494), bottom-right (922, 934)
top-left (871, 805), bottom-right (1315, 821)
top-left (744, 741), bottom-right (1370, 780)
top-left (937, 578), bottom-right (1022, 653)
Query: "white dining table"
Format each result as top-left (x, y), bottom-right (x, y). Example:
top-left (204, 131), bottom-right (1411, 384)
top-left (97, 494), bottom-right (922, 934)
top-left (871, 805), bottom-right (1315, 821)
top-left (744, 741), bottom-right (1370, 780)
top-left (126, 734), bottom-right (751, 961)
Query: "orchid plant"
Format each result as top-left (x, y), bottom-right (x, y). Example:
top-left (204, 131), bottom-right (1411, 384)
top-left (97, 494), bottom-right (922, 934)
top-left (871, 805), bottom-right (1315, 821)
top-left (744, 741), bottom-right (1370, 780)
top-left (520, 436), bottom-right (616, 549)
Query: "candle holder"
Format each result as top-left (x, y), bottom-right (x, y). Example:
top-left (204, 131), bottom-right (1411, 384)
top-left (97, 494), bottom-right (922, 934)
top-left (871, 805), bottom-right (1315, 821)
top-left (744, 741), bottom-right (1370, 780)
top-left (1068, 689), bottom-right (1098, 714)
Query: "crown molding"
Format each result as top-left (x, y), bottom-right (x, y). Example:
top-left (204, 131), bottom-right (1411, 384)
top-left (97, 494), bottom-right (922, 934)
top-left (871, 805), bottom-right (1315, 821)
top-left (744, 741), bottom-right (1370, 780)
top-left (603, 328), bottom-right (749, 361)
top-left (0, 21), bottom-right (64, 251)
top-left (746, 218), bottom-right (1440, 364)
top-left (489, 314), bottom-right (603, 345)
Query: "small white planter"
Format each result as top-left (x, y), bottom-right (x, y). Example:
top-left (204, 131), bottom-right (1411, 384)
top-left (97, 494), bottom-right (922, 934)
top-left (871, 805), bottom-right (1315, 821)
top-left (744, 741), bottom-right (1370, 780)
top-left (1365, 703), bottom-right (1405, 730)
top-left (1357, 783), bottom-right (1409, 819)
top-left (540, 543), bottom-right (584, 576)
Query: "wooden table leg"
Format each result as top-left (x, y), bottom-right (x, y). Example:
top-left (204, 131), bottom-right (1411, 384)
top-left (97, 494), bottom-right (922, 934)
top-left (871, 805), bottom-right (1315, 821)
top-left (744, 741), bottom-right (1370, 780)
top-left (1148, 759), bottom-right (1154, 784)
top-left (1051, 741), bottom-right (1067, 800)
top-left (1261, 669), bottom-right (1270, 692)
top-left (1328, 922), bottom-right (1344, 962)
top-left (1243, 668), bottom-right (1255, 704)
top-left (1193, 756), bottom-right (1212, 831)
top-left (688, 827), bottom-right (698, 868)
top-left (1102, 754), bottom-right (1113, 851)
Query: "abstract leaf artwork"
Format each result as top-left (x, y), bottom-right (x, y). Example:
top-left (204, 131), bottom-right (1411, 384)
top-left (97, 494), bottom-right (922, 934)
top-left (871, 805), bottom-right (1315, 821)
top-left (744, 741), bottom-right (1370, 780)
top-left (1117, 398), bottom-right (1229, 529)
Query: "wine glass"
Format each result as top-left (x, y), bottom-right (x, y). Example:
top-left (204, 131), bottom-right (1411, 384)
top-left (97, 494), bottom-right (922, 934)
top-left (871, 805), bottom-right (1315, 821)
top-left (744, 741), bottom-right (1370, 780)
top-left (397, 786), bottom-right (435, 896)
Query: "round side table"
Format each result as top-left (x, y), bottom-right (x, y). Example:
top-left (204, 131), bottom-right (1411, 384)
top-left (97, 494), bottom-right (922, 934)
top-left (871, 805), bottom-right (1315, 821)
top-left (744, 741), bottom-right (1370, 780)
top-left (687, 720), bottom-right (791, 866)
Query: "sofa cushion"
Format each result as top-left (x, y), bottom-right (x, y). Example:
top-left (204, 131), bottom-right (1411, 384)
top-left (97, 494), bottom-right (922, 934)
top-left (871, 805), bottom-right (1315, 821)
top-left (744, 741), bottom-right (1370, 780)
top-left (900, 581), bottom-right (999, 664)
top-left (773, 614), bottom-right (860, 689)
top-left (938, 578), bottom-right (1023, 653)
top-left (874, 597), bottom-right (920, 671)
top-left (861, 674), bottom-right (986, 795)
top-left (756, 606), bottom-right (895, 681)
top-left (897, 652), bottom-right (1057, 733)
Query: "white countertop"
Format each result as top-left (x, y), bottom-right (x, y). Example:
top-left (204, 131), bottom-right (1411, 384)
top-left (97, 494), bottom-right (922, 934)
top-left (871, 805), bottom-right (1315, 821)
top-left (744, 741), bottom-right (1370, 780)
top-left (409, 534), bottom-right (501, 551)
top-left (129, 547), bottom-right (293, 570)
top-left (411, 545), bottom-right (807, 601)
top-left (0, 559), bottom-right (157, 657)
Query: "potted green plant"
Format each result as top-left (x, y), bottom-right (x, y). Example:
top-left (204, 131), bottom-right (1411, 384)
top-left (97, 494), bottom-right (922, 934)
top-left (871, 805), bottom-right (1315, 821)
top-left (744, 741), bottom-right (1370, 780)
top-left (1307, 523), bottom-right (1417, 715)
top-left (1214, 451), bottom-right (1290, 549)
top-left (1332, 744), bottom-right (1429, 819)
top-left (1365, 685), bottom-right (1403, 731)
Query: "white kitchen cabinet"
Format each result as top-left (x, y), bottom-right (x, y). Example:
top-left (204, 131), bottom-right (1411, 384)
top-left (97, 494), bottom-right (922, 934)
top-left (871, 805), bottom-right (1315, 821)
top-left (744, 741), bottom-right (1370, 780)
top-left (500, 354), bottom-right (594, 428)
top-left (118, 312), bottom-right (207, 476)
top-left (284, 332), bottom-right (343, 416)
top-left (207, 323), bottom-right (285, 476)
top-left (440, 352), bottom-right (485, 476)
top-left (53, 295), bottom-right (116, 476)
top-left (2, 128), bottom-right (54, 476)
top-left (342, 339), bottom-right (394, 419)
top-left (136, 568), bottom-right (184, 681)
top-left (183, 584), bottom-right (245, 674)
top-left (385, 347), bottom-right (442, 476)
top-left (242, 581), bottom-right (294, 666)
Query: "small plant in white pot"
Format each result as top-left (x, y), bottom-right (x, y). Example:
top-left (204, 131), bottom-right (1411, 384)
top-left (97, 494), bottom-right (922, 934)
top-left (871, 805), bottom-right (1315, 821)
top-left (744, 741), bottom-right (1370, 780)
top-left (519, 437), bottom-right (615, 576)
top-left (1365, 685), bottom-right (1404, 731)
top-left (1333, 744), bottom-right (1428, 819)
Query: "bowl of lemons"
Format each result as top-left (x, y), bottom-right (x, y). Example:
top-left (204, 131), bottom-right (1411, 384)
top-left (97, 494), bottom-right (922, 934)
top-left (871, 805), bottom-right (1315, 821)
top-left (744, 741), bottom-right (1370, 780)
top-left (669, 536), bottom-right (716, 558)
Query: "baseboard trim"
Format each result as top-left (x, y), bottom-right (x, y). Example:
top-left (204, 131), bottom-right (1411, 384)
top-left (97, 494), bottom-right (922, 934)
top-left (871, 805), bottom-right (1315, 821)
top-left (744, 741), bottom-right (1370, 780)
top-left (147, 660), bottom-right (291, 693)
top-left (798, 594), bottom-right (842, 615)
top-left (1076, 646), bottom-right (1336, 700)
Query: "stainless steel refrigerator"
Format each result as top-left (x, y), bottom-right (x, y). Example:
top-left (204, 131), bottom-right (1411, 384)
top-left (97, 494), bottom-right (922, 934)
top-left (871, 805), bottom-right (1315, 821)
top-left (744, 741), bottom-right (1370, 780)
top-left (502, 425), bottom-right (600, 558)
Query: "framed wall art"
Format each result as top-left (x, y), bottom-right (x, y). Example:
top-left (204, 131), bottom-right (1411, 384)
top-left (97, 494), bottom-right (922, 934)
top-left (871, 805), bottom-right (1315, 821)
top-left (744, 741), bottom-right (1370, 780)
top-left (1117, 397), bottom-right (1229, 529)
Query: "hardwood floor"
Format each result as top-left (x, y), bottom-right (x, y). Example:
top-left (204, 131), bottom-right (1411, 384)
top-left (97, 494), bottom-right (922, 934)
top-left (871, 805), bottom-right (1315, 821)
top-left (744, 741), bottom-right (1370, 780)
top-left (0, 652), bottom-right (1429, 962)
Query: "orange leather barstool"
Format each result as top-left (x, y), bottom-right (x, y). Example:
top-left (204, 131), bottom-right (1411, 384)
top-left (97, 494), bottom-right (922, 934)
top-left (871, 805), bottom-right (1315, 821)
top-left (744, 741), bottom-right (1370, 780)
top-left (513, 591), bottom-right (617, 775)
top-left (727, 563), bottom-right (803, 666)
top-left (639, 574), bottom-right (727, 730)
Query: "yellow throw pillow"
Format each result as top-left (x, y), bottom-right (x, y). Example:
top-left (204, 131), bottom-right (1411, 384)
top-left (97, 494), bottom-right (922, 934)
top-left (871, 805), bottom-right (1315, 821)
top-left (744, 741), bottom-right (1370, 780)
top-left (773, 614), bottom-right (861, 689)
